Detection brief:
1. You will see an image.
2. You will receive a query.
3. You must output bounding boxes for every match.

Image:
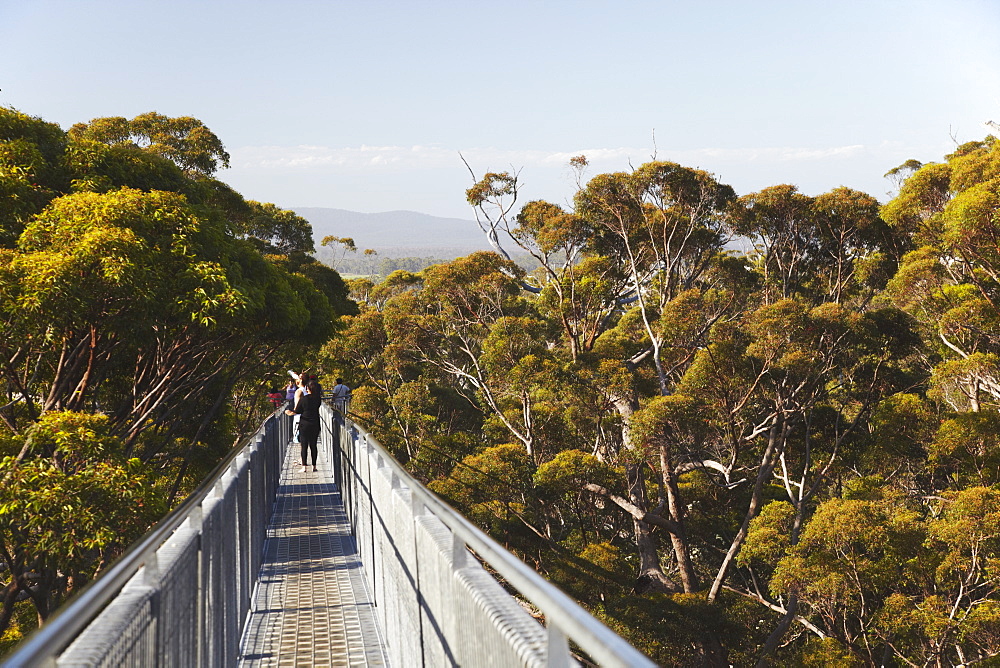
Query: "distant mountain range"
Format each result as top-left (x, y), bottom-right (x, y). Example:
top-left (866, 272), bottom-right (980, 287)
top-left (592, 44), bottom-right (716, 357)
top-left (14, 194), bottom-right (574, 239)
top-left (292, 208), bottom-right (493, 259)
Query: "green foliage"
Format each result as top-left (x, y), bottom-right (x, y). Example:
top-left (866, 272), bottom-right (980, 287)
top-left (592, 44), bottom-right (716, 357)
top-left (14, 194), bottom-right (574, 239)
top-left (0, 107), bottom-right (68, 246)
top-left (316, 138), bottom-right (1000, 664)
top-left (69, 112), bottom-right (230, 176)
top-left (430, 443), bottom-right (535, 506)
top-left (796, 637), bottom-right (864, 667)
top-left (0, 106), bottom-right (355, 645)
top-left (534, 449), bottom-right (617, 497)
top-left (930, 410), bottom-right (1000, 484)
top-left (466, 172), bottom-right (517, 207)
top-left (240, 201), bottom-right (315, 255)
top-left (0, 411), bottom-right (166, 638)
top-left (739, 500), bottom-right (795, 568)
top-left (429, 443), bottom-right (536, 540)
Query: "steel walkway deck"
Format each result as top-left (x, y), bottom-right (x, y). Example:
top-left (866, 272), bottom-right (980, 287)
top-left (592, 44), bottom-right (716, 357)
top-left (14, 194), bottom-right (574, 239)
top-left (239, 440), bottom-right (388, 667)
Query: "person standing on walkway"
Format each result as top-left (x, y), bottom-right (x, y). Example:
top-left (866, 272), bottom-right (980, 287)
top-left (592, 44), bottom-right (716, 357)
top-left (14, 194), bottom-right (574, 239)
top-left (285, 374), bottom-right (300, 443)
top-left (287, 375), bottom-right (323, 472)
top-left (267, 387), bottom-right (284, 409)
top-left (331, 378), bottom-right (351, 415)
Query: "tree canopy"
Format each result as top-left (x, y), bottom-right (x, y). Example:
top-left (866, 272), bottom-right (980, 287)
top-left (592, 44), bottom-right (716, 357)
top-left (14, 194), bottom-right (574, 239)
top-left (0, 106), bottom-right (355, 650)
top-left (321, 130), bottom-right (1000, 666)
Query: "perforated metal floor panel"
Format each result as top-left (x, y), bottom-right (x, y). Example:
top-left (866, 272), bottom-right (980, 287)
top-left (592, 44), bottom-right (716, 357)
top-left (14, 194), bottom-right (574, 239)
top-left (239, 442), bottom-right (388, 667)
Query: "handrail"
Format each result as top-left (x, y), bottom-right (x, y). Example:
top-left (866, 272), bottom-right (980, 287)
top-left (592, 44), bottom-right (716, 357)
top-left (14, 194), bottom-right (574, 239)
top-left (404, 469), bottom-right (650, 667)
top-left (3, 409), bottom-right (286, 667)
top-left (335, 409), bottom-right (655, 668)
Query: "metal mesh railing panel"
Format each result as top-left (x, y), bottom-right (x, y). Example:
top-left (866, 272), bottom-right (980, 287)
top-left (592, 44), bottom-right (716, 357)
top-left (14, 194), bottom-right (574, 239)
top-left (370, 452), bottom-right (399, 640)
top-left (152, 523), bottom-right (200, 667)
top-left (386, 482), bottom-right (423, 666)
top-left (367, 468), bottom-right (424, 666)
top-left (412, 509), bottom-right (549, 668)
top-left (233, 453), bottom-right (253, 627)
top-left (56, 577), bottom-right (156, 668)
top-left (414, 513), bottom-right (461, 667)
top-left (199, 472), bottom-right (241, 666)
top-left (453, 566), bottom-right (549, 667)
top-left (198, 493), bottom-right (225, 666)
top-left (248, 438), bottom-right (268, 592)
top-left (355, 437), bottom-right (378, 607)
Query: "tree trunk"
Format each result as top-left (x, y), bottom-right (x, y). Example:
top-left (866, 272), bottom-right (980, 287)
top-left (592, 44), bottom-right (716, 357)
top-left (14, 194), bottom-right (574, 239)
top-left (754, 595), bottom-right (798, 667)
top-left (660, 442), bottom-right (699, 592)
top-left (627, 462), bottom-right (679, 594)
top-left (612, 394), bottom-right (678, 593)
top-left (0, 580), bottom-right (21, 638)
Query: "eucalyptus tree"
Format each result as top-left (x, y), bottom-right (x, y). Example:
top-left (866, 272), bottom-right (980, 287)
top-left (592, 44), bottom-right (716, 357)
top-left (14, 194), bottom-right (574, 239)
top-left (728, 184), bottom-right (895, 305)
top-left (460, 161), bottom-right (757, 606)
top-left (728, 133), bottom-right (1000, 665)
top-left (0, 108), bottom-right (68, 246)
top-left (0, 412), bottom-right (164, 636)
top-left (320, 267), bottom-right (484, 466)
top-left (884, 136), bottom-right (1000, 411)
top-left (0, 107), bottom-right (353, 643)
top-left (68, 111), bottom-right (230, 177)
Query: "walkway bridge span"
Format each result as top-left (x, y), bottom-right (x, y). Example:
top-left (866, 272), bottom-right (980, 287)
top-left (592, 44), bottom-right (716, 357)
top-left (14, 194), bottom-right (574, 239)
top-left (5, 404), bottom-right (655, 667)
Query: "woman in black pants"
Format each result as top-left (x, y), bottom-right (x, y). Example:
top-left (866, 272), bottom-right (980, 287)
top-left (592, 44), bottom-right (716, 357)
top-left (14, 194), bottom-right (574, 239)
top-left (286, 376), bottom-right (323, 472)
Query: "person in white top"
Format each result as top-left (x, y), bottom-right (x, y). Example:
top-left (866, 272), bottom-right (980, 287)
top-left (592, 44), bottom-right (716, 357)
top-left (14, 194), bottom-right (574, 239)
top-left (289, 370), bottom-right (306, 444)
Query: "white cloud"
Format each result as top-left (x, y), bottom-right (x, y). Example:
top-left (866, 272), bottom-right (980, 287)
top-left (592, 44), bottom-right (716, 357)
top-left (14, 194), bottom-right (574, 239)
top-left (233, 142), bottom-right (873, 172)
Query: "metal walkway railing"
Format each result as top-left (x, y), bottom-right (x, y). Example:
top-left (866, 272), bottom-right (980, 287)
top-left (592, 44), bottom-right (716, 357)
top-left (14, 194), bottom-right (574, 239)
top-left (4, 411), bottom-right (292, 668)
top-left (328, 405), bottom-right (654, 668)
top-left (4, 404), bottom-right (654, 667)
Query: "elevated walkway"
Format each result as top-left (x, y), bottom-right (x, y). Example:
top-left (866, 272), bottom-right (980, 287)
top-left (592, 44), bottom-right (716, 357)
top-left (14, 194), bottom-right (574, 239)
top-left (239, 441), bottom-right (387, 666)
top-left (4, 406), bottom-right (655, 668)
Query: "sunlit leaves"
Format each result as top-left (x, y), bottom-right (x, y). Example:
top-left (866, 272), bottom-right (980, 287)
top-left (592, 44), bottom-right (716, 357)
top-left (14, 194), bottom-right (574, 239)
top-left (534, 449), bottom-right (618, 498)
top-left (514, 199), bottom-right (592, 264)
top-left (770, 495), bottom-right (925, 612)
top-left (69, 112), bottom-right (230, 176)
top-left (0, 411), bottom-right (165, 621)
top-left (465, 172), bottom-right (517, 207)
top-left (738, 500), bottom-right (795, 568)
top-left (929, 410), bottom-right (1000, 483)
top-left (0, 107), bottom-right (67, 246)
top-left (239, 201), bottom-right (315, 255)
top-left (9, 188), bottom-right (242, 331)
top-left (429, 443), bottom-right (536, 534)
top-left (880, 162), bottom-right (952, 243)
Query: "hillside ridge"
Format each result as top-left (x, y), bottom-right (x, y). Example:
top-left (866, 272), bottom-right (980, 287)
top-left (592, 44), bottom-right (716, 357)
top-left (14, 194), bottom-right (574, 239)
top-left (293, 207), bottom-right (493, 258)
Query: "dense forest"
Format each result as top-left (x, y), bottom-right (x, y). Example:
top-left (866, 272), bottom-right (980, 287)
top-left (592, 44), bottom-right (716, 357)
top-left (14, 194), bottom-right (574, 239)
top-left (0, 107), bottom-right (355, 651)
top-left (330, 252), bottom-right (449, 278)
top-left (328, 251), bottom-right (544, 280)
top-left (323, 138), bottom-right (1000, 666)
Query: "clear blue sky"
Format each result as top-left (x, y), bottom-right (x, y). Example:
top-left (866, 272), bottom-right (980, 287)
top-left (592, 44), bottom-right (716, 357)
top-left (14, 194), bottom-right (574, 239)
top-left (2, 0), bottom-right (998, 219)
